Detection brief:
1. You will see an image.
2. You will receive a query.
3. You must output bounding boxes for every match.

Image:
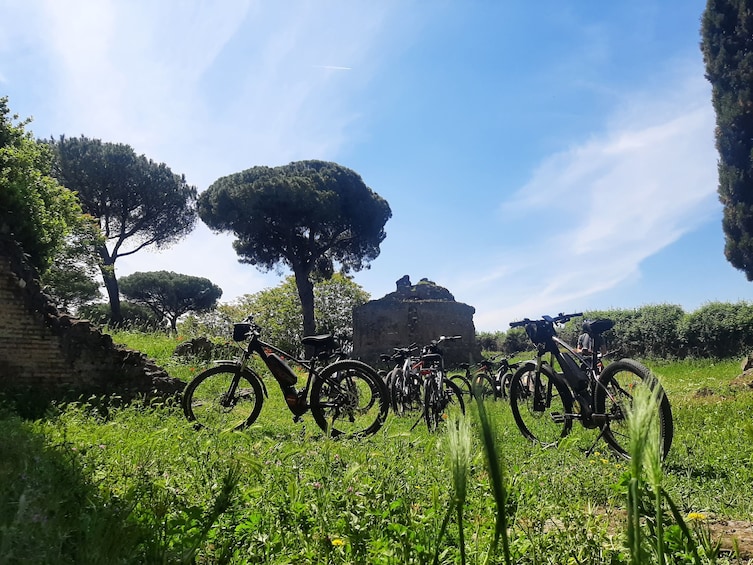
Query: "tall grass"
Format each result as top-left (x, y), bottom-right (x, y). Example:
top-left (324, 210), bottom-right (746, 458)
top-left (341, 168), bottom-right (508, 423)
top-left (2, 329), bottom-right (752, 562)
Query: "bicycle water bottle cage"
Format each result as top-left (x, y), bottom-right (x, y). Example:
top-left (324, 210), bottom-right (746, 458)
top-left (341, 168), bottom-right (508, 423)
top-left (266, 353), bottom-right (298, 386)
top-left (233, 323), bottom-right (252, 341)
top-left (582, 319), bottom-right (614, 336)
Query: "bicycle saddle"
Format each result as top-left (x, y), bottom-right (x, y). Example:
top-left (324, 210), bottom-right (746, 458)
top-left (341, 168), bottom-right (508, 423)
top-left (301, 334), bottom-right (336, 351)
top-left (582, 319), bottom-right (614, 335)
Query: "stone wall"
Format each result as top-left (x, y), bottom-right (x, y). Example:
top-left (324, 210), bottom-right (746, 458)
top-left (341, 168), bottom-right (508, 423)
top-left (0, 235), bottom-right (183, 400)
top-left (352, 277), bottom-right (481, 367)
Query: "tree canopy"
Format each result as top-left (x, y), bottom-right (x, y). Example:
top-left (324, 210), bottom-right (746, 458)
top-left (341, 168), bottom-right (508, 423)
top-left (701, 0), bottom-right (753, 279)
top-left (119, 271), bottom-right (223, 331)
top-left (41, 218), bottom-right (103, 311)
top-left (198, 160), bottom-right (390, 338)
top-left (0, 97), bottom-right (82, 271)
top-left (48, 136), bottom-right (198, 322)
top-left (179, 274), bottom-right (369, 355)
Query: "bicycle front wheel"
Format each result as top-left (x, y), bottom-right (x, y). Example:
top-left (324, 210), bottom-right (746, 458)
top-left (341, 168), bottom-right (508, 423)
top-left (509, 363), bottom-right (573, 448)
top-left (182, 365), bottom-right (264, 431)
top-left (311, 360), bottom-right (389, 438)
top-left (423, 377), bottom-right (465, 432)
top-left (594, 359), bottom-right (674, 459)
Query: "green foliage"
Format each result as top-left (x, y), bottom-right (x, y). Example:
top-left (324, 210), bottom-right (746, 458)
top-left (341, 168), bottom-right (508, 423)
top-left (198, 160), bottom-right (390, 336)
top-left (41, 216), bottom-right (104, 311)
top-left (181, 274), bottom-right (369, 355)
top-left (0, 97), bottom-right (83, 271)
top-left (679, 301), bottom-right (753, 358)
top-left (500, 302), bottom-right (753, 359)
top-left (477, 331), bottom-right (505, 352)
top-left (501, 327), bottom-right (532, 355)
top-left (3, 349), bottom-right (750, 563)
top-left (47, 135), bottom-right (198, 322)
top-left (701, 0), bottom-right (753, 279)
top-left (119, 271), bottom-right (223, 331)
top-left (78, 301), bottom-right (161, 331)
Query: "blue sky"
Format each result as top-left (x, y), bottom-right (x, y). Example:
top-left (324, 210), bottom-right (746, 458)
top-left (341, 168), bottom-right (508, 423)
top-left (2, 0), bottom-right (750, 332)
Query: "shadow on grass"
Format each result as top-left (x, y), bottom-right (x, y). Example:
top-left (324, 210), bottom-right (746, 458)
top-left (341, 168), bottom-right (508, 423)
top-left (0, 404), bottom-right (148, 564)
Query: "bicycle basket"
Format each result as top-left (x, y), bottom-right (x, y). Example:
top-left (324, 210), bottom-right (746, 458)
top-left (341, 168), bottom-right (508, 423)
top-left (525, 321), bottom-right (554, 345)
top-left (266, 353), bottom-right (298, 386)
top-left (582, 318), bottom-right (614, 335)
top-left (233, 323), bottom-right (252, 341)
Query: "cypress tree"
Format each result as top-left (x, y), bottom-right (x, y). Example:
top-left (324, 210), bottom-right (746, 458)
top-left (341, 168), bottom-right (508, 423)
top-left (701, 0), bottom-right (753, 279)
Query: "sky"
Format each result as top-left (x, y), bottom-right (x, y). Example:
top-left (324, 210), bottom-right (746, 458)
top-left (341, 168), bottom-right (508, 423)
top-left (2, 0), bottom-right (751, 332)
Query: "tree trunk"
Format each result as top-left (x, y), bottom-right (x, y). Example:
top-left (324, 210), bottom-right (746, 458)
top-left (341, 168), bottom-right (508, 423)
top-left (293, 268), bottom-right (316, 352)
top-left (97, 245), bottom-right (122, 324)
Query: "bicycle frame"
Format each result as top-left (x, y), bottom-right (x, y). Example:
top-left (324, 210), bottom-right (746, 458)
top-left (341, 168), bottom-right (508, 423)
top-left (223, 324), bottom-right (343, 417)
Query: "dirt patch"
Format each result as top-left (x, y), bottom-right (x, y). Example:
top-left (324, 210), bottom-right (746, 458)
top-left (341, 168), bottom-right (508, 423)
top-left (707, 518), bottom-right (753, 559)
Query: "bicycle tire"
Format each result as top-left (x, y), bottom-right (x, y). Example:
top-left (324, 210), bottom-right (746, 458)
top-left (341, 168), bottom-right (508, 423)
top-left (471, 373), bottom-right (496, 400)
top-left (182, 365), bottom-right (264, 431)
top-left (509, 362), bottom-right (573, 447)
top-left (449, 374), bottom-right (472, 396)
top-left (594, 358), bottom-right (674, 459)
top-left (499, 371), bottom-right (513, 399)
top-left (310, 360), bottom-right (389, 438)
top-left (423, 377), bottom-right (465, 432)
top-left (388, 368), bottom-right (407, 414)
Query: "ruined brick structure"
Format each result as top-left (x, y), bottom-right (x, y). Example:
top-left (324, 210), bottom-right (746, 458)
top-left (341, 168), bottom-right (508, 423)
top-left (0, 234), bottom-right (183, 401)
top-left (352, 276), bottom-right (481, 367)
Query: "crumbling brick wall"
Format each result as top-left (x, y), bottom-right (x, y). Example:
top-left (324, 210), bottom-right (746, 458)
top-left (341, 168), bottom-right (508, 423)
top-left (0, 235), bottom-right (183, 400)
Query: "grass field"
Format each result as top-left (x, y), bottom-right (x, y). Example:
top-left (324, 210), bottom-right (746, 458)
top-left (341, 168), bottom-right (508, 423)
top-left (1, 330), bottom-right (752, 564)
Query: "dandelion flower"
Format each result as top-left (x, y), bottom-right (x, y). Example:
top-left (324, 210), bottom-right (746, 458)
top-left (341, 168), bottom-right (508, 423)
top-left (687, 512), bottom-right (707, 522)
top-left (331, 538), bottom-right (346, 547)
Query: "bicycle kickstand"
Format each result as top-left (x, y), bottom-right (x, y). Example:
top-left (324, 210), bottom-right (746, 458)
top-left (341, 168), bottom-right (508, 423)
top-left (584, 425), bottom-right (611, 458)
top-left (410, 411), bottom-right (427, 431)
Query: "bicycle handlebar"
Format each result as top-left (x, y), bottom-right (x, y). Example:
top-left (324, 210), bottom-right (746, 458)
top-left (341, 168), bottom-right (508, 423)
top-left (509, 312), bottom-right (583, 328)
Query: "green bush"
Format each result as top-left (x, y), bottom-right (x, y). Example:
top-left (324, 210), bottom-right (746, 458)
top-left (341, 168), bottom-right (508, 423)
top-left (494, 302), bottom-right (753, 360)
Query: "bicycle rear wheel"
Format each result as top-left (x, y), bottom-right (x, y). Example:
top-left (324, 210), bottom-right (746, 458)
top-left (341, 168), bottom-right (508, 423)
top-left (449, 374), bottom-right (474, 397)
top-left (594, 359), bottom-right (674, 459)
top-left (509, 363), bottom-right (573, 447)
top-left (311, 360), bottom-right (389, 438)
top-left (471, 373), bottom-right (496, 400)
top-left (423, 377), bottom-right (465, 432)
top-left (182, 365), bottom-right (264, 431)
top-left (499, 371), bottom-right (514, 399)
top-left (390, 370), bottom-right (423, 415)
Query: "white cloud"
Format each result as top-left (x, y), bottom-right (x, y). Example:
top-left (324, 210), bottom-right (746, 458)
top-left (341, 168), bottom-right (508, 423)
top-left (464, 66), bottom-right (718, 330)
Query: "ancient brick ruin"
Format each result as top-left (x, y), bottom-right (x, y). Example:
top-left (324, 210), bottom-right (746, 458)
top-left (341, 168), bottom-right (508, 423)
top-left (352, 276), bottom-right (481, 367)
top-left (0, 234), bottom-right (183, 402)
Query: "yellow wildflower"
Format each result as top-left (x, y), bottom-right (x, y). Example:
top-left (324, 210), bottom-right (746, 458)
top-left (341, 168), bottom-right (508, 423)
top-left (331, 538), bottom-right (346, 547)
top-left (687, 512), bottom-right (707, 522)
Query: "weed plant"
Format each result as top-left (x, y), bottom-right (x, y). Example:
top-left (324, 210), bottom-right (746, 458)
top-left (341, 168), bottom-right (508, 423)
top-left (0, 329), bottom-right (752, 563)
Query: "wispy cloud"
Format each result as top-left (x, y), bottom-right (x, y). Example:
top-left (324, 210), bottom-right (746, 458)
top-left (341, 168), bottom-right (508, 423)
top-left (466, 65), bottom-right (718, 329)
top-left (21, 0), bottom-right (402, 298)
top-left (10, 1), bottom-right (399, 189)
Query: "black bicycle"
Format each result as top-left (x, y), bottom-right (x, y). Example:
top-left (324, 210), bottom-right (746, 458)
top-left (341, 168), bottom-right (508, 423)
top-left (508, 313), bottom-right (673, 459)
top-left (455, 354), bottom-right (520, 400)
top-left (415, 335), bottom-right (466, 432)
top-left (383, 345), bottom-right (424, 415)
top-left (182, 317), bottom-right (389, 438)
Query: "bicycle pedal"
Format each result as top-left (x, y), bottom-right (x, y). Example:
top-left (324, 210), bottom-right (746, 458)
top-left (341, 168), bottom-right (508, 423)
top-left (550, 412), bottom-right (566, 424)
